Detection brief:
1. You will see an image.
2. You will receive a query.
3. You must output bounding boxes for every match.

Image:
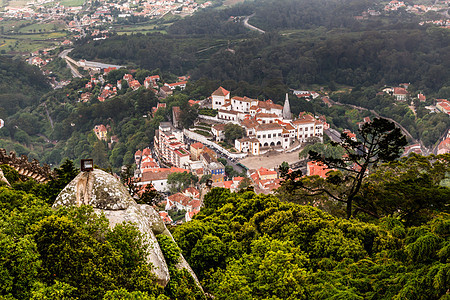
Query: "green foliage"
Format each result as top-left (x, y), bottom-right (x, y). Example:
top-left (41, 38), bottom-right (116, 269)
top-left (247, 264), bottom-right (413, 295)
top-left (295, 118), bottom-right (408, 218)
top-left (172, 189), bottom-right (450, 299)
top-left (157, 235), bottom-right (205, 300)
top-left (167, 171), bottom-right (198, 194)
top-left (224, 123), bottom-right (245, 144)
top-left (360, 154), bottom-right (450, 225)
top-left (0, 164), bottom-right (20, 184)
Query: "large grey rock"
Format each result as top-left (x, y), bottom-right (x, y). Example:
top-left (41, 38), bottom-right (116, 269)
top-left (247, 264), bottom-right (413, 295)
top-left (53, 169), bottom-right (171, 285)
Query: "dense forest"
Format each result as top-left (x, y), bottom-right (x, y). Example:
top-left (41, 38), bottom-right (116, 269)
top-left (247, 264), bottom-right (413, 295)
top-left (0, 57), bottom-right (50, 118)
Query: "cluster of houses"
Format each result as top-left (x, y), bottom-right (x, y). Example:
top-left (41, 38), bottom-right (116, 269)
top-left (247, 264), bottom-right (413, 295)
top-left (210, 87), bottom-right (325, 155)
top-left (2, 0), bottom-right (212, 25)
top-left (78, 69), bottom-right (188, 102)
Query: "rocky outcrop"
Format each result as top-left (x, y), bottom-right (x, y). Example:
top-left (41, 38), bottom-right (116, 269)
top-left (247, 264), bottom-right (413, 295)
top-left (0, 149), bottom-right (53, 183)
top-left (53, 169), bottom-right (202, 289)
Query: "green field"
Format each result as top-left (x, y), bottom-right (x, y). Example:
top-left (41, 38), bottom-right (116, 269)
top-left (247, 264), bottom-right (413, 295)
top-left (60, 0), bottom-right (85, 7)
top-left (18, 22), bottom-right (66, 33)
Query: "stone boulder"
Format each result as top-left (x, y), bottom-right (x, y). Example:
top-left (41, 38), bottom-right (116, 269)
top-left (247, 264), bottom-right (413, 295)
top-left (53, 169), bottom-right (201, 289)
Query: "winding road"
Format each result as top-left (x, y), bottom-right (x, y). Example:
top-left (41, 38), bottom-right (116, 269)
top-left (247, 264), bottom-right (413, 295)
top-left (59, 48), bottom-right (82, 78)
top-left (327, 98), bottom-right (435, 155)
top-left (243, 14), bottom-right (265, 34)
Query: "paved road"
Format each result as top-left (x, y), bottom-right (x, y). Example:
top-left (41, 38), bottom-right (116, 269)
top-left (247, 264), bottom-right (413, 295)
top-left (325, 128), bottom-right (342, 143)
top-left (243, 13), bottom-right (265, 34)
top-left (327, 97), bottom-right (435, 154)
top-left (59, 48), bottom-right (82, 78)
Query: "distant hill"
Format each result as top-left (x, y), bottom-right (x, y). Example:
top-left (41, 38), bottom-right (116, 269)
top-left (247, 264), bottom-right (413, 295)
top-left (0, 56), bottom-right (50, 117)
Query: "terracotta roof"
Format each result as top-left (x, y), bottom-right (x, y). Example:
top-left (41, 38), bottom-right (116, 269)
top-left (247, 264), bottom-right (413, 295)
top-left (219, 109), bottom-right (239, 115)
top-left (212, 86), bottom-right (230, 97)
top-left (141, 171), bottom-right (171, 182)
top-left (168, 193), bottom-right (192, 206)
top-left (256, 123), bottom-right (283, 132)
top-left (168, 81), bottom-right (187, 87)
top-left (212, 123), bottom-right (226, 131)
top-left (184, 187), bottom-right (200, 195)
top-left (238, 137), bottom-right (259, 143)
top-left (255, 113), bottom-right (279, 118)
top-left (257, 100), bottom-right (283, 111)
top-left (241, 119), bottom-right (259, 128)
top-left (394, 87), bottom-right (408, 95)
top-left (191, 142), bottom-right (204, 149)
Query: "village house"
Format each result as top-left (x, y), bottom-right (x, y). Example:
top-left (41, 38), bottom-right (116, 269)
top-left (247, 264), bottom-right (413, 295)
top-left (393, 87), bottom-right (408, 101)
top-left (436, 99), bottom-right (450, 115)
top-left (136, 167), bottom-right (190, 192)
top-left (164, 81), bottom-right (187, 91)
top-left (437, 138), bottom-right (450, 154)
top-left (159, 211), bottom-right (173, 224)
top-left (249, 167), bottom-right (281, 194)
top-left (190, 142), bottom-right (205, 161)
top-left (93, 124), bottom-right (108, 141)
top-left (166, 192), bottom-right (201, 213)
top-left (211, 176), bottom-right (245, 192)
top-left (211, 123), bottom-right (226, 141)
top-left (307, 161), bottom-right (334, 178)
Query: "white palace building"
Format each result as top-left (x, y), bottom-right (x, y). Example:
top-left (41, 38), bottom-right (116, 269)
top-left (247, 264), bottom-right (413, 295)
top-left (210, 87), bottom-right (324, 155)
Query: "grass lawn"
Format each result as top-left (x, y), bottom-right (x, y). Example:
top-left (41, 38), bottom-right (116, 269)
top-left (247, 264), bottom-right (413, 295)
top-left (0, 37), bottom-right (60, 54)
top-left (18, 22), bottom-right (66, 33)
top-left (60, 0), bottom-right (85, 6)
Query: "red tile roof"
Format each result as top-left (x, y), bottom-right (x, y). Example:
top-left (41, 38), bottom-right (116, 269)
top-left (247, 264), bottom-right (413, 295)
top-left (212, 86), bottom-right (230, 97)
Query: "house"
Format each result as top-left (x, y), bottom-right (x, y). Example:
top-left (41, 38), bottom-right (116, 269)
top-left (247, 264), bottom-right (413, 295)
top-left (188, 100), bottom-right (201, 106)
top-left (307, 161), bottom-right (334, 178)
top-left (343, 129), bottom-right (357, 141)
top-left (249, 168), bottom-right (280, 194)
top-left (185, 209), bottom-right (200, 222)
top-left (212, 86), bottom-right (231, 110)
top-left (211, 123), bottom-right (226, 141)
top-left (418, 93), bottom-right (426, 102)
top-left (166, 193), bottom-right (201, 212)
top-left (152, 103), bottom-right (167, 116)
top-left (93, 124), bottom-right (108, 141)
top-left (211, 176), bottom-right (245, 192)
top-left (211, 174), bottom-right (225, 183)
top-left (235, 137), bottom-right (260, 155)
top-left (393, 87), bottom-right (408, 101)
top-left (357, 117), bottom-right (371, 129)
top-left (436, 99), bottom-right (450, 115)
top-left (190, 142), bottom-right (205, 160)
top-left (129, 80), bottom-right (141, 90)
top-left (437, 138), bottom-right (450, 154)
top-left (159, 86), bottom-right (173, 98)
top-left (292, 113), bottom-right (324, 144)
top-left (182, 187), bottom-right (200, 200)
top-left (159, 211), bottom-right (173, 224)
top-left (164, 81), bottom-right (187, 91)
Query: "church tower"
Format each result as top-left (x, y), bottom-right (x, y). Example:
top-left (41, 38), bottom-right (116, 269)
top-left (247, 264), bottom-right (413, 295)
top-left (282, 93), bottom-right (292, 120)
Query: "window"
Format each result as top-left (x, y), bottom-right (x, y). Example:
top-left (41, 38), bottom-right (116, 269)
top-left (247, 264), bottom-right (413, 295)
top-left (268, 134), bottom-right (271, 138)
top-left (305, 128), bottom-right (308, 131)
top-left (263, 134), bottom-right (266, 138)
